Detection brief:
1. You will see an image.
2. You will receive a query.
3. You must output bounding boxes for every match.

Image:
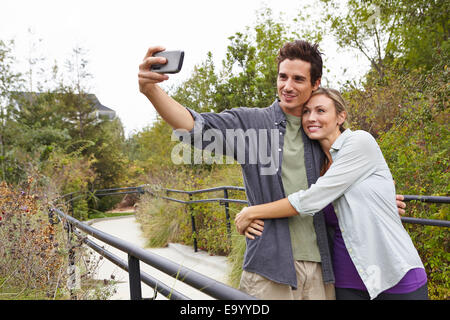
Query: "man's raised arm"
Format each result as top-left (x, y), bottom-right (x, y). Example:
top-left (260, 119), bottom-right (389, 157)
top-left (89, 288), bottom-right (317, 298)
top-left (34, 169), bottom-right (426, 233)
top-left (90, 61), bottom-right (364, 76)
top-left (138, 46), bottom-right (194, 131)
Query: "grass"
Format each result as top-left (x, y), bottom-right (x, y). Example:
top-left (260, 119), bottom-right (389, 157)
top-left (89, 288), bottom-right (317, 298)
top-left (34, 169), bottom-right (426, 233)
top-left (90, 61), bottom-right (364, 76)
top-left (135, 197), bottom-right (184, 248)
top-left (88, 209), bottom-right (135, 220)
top-left (0, 277), bottom-right (67, 300)
top-left (227, 232), bottom-right (247, 288)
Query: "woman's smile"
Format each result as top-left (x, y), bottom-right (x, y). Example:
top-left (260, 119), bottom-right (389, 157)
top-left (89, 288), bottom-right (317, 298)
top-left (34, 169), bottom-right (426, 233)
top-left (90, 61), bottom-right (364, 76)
top-left (306, 124), bottom-right (321, 133)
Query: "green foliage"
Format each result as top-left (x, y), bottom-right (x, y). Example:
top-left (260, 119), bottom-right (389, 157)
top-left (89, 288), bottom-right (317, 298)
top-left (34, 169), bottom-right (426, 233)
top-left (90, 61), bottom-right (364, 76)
top-left (129, 122), bottom-right (248, 255)
top-left (135, 196), bottom-right (186, 248)
top-left (125, 119), bottom-right (177, 179)
top-left (370, 55), bottom-right (449, 299)
top-left (336, 17), bottom-right (449, 299)
top-left (389, 0), bottom-right (449, 71)
top-left (170, 52), bottom-right (219, 113)
top-left (93, 195), bottom-right (123, 214)
top-left (41, 146), bottom-right (96, 195)
top-left (87, 118), bottom-right (128, 189)
top-left (0, 40), bottom-right (24, 182)
top-left (135, 165), bottom-right (245, 257)
top-left (0, 39), bottom-right (131, 203)
top-left (320, 0), bottom-right (450, 79)
top-left (379, 117), bottom-right (449, 300)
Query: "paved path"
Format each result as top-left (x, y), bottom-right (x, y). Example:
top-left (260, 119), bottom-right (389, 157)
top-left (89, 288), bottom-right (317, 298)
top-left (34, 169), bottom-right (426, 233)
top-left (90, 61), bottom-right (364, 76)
top-left (88, 215), bottom-right (232, 300)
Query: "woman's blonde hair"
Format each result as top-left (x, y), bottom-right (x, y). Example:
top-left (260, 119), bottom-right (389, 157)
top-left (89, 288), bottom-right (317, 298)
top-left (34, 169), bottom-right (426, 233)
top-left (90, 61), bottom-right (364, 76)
top-left (310, 87), bottom-right (349, 132)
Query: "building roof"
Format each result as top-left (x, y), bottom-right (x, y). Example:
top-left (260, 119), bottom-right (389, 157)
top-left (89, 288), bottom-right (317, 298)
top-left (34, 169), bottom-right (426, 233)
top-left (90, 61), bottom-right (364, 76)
top-left (85, 94), bottom-right (116, 113)
top-left (15, 91), bottom-right (116, 117)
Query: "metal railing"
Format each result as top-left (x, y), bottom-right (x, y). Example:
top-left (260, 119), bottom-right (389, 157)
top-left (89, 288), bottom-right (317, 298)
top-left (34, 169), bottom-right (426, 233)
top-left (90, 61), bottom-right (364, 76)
top-left (162, 186), bottom-right (247, 252)
top-left (64, 186), bottom-right (450, 252)
top-left (158, 187), bottom-right (450, 245)
top-left (54, 185), bottom-right (449, 300)
top-left (401, 195), bottom-right (450, 227)
top-left (51, 206), bottom-right (255, 300)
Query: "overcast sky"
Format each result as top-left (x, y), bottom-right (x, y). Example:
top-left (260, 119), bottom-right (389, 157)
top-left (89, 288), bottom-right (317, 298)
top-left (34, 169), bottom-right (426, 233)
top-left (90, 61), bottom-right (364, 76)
top-left (1, 0), bottom-right (370, 137)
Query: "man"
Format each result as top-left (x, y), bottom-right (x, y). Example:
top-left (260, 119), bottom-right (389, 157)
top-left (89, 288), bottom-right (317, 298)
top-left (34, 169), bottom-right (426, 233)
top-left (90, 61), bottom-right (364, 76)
top-left (138, 40), bottom-right (406, 299)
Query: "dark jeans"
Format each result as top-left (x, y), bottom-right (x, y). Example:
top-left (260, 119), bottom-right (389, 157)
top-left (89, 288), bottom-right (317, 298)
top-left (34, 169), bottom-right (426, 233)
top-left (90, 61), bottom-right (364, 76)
top-left (335, 283), bottom-right (428, 300)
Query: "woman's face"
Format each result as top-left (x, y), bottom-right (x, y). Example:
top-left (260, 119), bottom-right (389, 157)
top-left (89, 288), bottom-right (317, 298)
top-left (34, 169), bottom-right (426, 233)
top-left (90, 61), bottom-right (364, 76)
top-left (302, 94), bottom-right (346, 142)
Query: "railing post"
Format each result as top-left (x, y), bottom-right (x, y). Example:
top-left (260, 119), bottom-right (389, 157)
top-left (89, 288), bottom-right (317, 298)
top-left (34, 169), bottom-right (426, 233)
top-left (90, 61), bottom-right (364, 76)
top-left (128, 254), bottom-right (142, 300)
top-left (65, 219), bottom-right (77, 300)
top-left (189, 193), bottom-right (198, 252)
top-left (69, 193), bottom-right (74, 217)
top-left (223, 188), bottom-right (232, 241)
top-left (48, 208), bottom-right (56, 225)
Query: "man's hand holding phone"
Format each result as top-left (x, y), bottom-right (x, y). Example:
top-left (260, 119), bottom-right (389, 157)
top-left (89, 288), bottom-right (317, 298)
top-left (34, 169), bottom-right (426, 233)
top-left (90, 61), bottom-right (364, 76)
top-left (138, 46), bottom-right (170, 94)
top-left (138, 46), bottom-right (184, 95)
top-left (138, 46), bottom-right (194, 131)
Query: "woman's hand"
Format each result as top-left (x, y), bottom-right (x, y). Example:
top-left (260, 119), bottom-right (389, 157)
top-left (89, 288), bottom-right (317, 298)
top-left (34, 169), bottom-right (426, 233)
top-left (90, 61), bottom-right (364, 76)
top-left (235, 207), bottom-right (265, 239)
top-left (235, 200), bottom-right (298, 236)
top-left (235, 207), bottom-right (253, 235)
top-left (396, 194), bottom-right (406, 215)
top-left (244, 219), bottom-right (265, 240)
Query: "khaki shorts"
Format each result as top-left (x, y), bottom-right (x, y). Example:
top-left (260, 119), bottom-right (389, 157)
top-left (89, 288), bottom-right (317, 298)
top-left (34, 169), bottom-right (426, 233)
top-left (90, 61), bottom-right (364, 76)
top-left (239, 261), bottom-right (335, 300)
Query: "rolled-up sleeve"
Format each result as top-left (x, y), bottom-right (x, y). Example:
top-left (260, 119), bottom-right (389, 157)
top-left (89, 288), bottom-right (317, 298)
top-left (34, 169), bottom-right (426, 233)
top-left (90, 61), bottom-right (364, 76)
top-left (173, 107), bottom-right (205, 138)
top-left (288, 131), bottom-right (380, 215)
top-left (173, 106), bottom-right (259, 157)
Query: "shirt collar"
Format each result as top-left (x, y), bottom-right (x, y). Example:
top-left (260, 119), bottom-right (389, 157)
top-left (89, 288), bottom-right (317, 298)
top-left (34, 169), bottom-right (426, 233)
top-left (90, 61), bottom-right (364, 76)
top-left (273, 99), bottom-right (287, 127)
top-left (330, 128), bottom-right (352, 151)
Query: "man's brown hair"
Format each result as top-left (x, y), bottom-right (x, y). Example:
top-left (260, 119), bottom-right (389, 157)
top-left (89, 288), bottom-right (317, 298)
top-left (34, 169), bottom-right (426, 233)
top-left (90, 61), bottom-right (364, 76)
top-left (277, 40), bottom-right (323, 85)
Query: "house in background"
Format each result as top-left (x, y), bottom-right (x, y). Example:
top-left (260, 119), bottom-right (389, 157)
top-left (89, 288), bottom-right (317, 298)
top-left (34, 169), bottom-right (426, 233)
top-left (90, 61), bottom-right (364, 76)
top-left (13, 92), bottom-right (116, 121)
top-left (86, 94), bottom-right (116, 120)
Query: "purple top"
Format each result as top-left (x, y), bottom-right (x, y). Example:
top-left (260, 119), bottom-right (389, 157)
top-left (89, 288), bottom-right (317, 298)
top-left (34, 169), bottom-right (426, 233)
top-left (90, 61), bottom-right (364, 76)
top-left (323, 203), bottom-right (427, 294)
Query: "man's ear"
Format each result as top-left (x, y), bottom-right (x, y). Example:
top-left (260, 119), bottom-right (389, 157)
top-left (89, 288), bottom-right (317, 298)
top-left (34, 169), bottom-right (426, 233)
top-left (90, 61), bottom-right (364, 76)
top-left (313, 77), bottom-right (321, 91)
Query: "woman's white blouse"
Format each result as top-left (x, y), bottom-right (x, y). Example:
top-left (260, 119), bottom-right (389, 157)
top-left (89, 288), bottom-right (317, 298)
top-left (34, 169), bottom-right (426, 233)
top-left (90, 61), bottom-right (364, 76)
top-left (287, 129), bottom-right (424, 299)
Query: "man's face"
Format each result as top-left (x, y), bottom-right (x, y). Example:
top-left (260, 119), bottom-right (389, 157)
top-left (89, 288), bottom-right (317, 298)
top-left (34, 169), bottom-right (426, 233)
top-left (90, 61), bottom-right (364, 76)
top-left (277, 59), bottom-right (320, 117)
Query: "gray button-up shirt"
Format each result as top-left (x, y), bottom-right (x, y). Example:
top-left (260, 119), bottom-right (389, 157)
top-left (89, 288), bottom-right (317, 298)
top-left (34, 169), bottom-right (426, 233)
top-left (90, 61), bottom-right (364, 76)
top-left (288, 129), bottom-right (425, 299)
top-left (176, 100), bottom-right (334, 288)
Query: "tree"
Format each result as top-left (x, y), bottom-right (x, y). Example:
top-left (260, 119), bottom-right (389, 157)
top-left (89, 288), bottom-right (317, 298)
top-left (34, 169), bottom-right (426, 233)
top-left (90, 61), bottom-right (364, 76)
top-left (170, 52), bottom-right (218, 113)
top-left (319, 0), bottom-right (402, 80)
top-left (0, 40), bottom-right (24, 182)
top-left (390, 0), bottom-right (449, 70)
top-left (320, 0), bottom-right (449, 79)
top-left (60, 46), bottom-right (98, 142)
top-left (87, 118), bottom-right (128, 189)
top-left (14, 92), bottom-right (71, 153)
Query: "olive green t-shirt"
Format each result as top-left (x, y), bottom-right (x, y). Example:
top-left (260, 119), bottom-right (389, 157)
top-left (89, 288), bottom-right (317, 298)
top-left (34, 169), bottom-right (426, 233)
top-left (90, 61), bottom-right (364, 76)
top-left (281, 112), bottom-right (321, 262)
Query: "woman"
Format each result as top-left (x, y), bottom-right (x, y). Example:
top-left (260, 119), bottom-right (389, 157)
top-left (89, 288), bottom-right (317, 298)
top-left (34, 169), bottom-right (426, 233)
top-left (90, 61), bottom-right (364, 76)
top-left (235, 88), bottom-right (428, 300)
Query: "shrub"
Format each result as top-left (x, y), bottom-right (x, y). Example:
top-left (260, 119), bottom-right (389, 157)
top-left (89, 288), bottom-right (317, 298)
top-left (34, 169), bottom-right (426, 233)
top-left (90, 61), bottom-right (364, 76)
top-left (0, 179), bottom-right (114, 299)
top-left (0, 179), bottom-right (66, 298)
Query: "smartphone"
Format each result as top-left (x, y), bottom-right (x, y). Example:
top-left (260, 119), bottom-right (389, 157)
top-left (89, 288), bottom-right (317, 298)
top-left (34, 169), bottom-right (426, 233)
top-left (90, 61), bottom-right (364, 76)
top-left (151, 50), bottom-right (184, 74)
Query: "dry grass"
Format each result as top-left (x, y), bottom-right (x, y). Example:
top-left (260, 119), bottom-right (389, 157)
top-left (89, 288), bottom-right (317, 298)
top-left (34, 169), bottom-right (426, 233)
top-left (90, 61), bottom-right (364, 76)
top-left (0, 179), bottom-right (115, 300)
